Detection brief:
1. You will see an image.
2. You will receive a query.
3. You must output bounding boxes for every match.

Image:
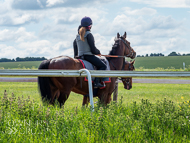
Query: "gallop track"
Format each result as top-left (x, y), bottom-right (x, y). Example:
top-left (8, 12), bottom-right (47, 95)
top-left (0, 77), bottom-right (190, 84)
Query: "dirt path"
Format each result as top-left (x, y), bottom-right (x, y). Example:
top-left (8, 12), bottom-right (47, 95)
top-left (0, 77), bottom-right (37, 82)
top-left (0, 77), bottom-right (190, 84)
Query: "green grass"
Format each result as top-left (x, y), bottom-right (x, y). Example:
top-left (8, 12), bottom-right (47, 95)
top-left (0, 82), bottom-right (190, 142)
top-left (1, 56), bottom-right (190, 70)
top-left (0, 61), bottom-right (41, 69)
top-left (126, 56), bottom-right (190, 69)
top-left (1, 82), bottom-right (189, 106)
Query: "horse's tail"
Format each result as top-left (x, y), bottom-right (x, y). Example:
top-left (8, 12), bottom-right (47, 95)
top-left (38, 60), bottom-right (52, 103)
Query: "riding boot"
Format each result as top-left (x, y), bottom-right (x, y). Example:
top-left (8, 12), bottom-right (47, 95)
top-left (93, 78), bottom-right (105, 88)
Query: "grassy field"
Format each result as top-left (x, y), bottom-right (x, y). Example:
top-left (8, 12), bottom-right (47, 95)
top-left (0, 82), bottom-right (189, 107)
top-left (0, 61), bottom-right (41, 69)
top-left (129, 56), bottom-right (190, 69)
top-left (0, 82), bottom-right (190, 142)
top-left (0, 56), bottom-right (190, 70)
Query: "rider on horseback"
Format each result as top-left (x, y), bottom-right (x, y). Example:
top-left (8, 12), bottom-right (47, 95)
top-left (73, 16), bottom-right (106, 88)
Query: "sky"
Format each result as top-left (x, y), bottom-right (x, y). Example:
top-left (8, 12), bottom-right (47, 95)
top-left (0, 0), bottom-right (190, 59)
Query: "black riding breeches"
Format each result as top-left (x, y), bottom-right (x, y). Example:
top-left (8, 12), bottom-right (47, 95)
top-left (83, 55), bottom-right (107, 70)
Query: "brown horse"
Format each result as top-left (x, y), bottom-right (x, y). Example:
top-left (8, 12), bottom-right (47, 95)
top-left (82, 60), bottom-right (135, 106)
top-left (38, 32), bottom-right (136, 107)
top-left (120, 60), bottom-right (135, 90)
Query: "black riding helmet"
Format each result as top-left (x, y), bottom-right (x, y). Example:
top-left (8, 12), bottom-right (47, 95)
top-left (81, 16), bottom-right (92, 27)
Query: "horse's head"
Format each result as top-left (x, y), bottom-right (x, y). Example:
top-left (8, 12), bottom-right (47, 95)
top-left (117, 32), bottom-right (136, 59)
top-left (121, 60), bottom-right (135, 90)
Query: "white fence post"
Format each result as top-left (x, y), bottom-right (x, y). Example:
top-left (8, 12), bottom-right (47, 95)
top-left (183, 62), bottom-right (185, 71)
top-left (79, 69), bottom-right (94, 111)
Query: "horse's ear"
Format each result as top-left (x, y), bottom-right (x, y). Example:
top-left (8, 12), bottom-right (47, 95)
top-left (123, 32), bottom-right (127, 39)
top-left (131, 60), bottom-right (135, 64)
top-left (117, 33), bottom-right (120, 38)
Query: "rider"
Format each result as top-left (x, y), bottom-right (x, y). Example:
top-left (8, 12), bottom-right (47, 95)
top-left (73, 16), bottom-right (106, 88)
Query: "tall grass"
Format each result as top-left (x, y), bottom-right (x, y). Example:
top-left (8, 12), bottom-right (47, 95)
top-left (0, 93), bottom-right (190, 142)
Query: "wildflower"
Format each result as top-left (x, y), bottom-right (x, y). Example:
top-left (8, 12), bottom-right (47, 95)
top-left (187, 101), bottom-right (189, 103)
top-left (4, 90), bottom-right (7, 96)
top-left (181, 96), bottom-right (184, 99)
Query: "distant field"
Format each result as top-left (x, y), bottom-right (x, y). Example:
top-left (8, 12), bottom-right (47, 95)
top-left (0, 56), bottom-right (190, 69)
top-left (0, 61), bottom-right (42, 69)
top-left (128, 56), bottom-right (190, 69)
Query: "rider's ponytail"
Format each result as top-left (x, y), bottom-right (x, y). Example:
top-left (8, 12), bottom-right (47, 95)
top-left (79, 27), bottom-right (86, 42)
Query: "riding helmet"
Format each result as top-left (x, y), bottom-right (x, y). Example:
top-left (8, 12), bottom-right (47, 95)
top-left (81, 16), bottom-right (92, 27)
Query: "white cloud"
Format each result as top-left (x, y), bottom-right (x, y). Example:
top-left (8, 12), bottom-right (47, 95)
top-left (0, 0), bottom-right (189, 60)
top-left (129, 0), bottom-right (190, 8)
top-left (37, 0), bottom-right (44, 8)
top-left (10, 0), bottom-right (118, 10)
top-left (123, 7), bottom-right (157, 16)
top-left (0, 12), bottom-right (44, 26)
top-left (134, 37), bottom-right (189, 56)
top-left (0, 44), bottom-right (19, 59)
top-left (0, 27), bottom-right (36, 42)
top-left (46, 0), bottom-right (65, 7)
top-left (53, 41), bottom-right (71, 50)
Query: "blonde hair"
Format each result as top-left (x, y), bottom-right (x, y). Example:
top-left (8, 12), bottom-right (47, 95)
top-left (79, 27), bottom-right (86, 41)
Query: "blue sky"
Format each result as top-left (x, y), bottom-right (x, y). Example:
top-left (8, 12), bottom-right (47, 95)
top-left (0, 0), bottom-right (190, 59)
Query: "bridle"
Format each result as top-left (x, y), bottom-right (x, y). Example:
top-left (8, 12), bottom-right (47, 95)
top-left (109, 37), bottom-right (135, 83)
top-left (120, 37), bottom-right (134, 58)
top-left (109, 37), bottom-right (134, 71)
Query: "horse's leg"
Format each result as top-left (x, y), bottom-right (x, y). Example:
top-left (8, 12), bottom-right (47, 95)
top-left (82, 96), bottom-right (90, 107)
top-left (107, 93), bottom-right (112, 104)
top-left (57, 90), bottom-right (71, 108)
top-left (50, 85), bottom-right (60, 105)
top-left (50, 77), bottom-right (77, 107)
top-left (97, 91), bottom-right (111, 105)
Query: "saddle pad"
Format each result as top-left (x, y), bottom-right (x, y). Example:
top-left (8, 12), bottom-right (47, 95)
top-left (78, 56), bottom-right (111, 83)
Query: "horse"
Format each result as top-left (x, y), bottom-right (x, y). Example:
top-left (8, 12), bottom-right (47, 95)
top-left (82, 60), bottom-right (135, 106)
top-left (120, 60), bottom-right (135, 90)
top-left (38, 32), bottom-right (136, 107)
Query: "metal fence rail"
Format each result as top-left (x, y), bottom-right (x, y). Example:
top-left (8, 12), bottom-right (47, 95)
top-left (1, 70), bottom-right (190, 77)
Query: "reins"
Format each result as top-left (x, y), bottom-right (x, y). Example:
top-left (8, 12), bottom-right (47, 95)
top-left (100, 55), bottom-right (126, 58)
top-left (109, 57), bottom-right (125, 70)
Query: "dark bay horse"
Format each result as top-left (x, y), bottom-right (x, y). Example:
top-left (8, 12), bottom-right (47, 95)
top-left (82, 60), bottom-right (135, 106)
top-left (38, 32), bottom-right (136, 107)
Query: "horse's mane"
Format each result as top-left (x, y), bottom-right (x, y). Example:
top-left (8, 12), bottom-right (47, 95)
top-left (107, 38), bottom-right (120, 61)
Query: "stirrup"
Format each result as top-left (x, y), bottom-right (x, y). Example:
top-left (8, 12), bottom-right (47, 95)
top-left (93, 82), bottom-right (104, 88)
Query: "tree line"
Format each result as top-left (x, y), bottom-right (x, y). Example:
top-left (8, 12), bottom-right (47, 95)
top-left (0, 57), bottom-right (47, 62)
top-left (137, 52), bottom-right (190, 57)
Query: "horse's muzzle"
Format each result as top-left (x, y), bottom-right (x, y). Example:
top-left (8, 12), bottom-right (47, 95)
top-left (124, 84), bottom-right (132, 90)
top-left (131, 52), bottom-right (136, 59)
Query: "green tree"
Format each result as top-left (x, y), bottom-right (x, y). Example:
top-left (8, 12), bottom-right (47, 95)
top-left (168, 52), bottom-right (178, 56)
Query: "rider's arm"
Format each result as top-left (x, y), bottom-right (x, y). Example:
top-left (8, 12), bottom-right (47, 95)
top-left (86, 33), bottom-right (101, 55)
top-left (73, 39), bottom-right (78, 58)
